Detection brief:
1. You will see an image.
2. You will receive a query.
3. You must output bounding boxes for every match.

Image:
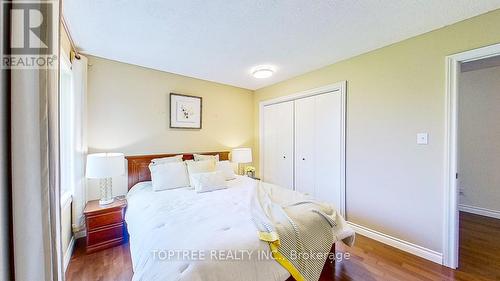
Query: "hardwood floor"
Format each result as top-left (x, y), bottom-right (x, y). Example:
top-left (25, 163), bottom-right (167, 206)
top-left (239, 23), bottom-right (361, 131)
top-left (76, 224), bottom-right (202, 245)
top-left (66, 212), bottom-right (500, 281)
top-left (458, 212), bottom-right (500, 280)
top-left (66, 238), bottom-right (133, 281)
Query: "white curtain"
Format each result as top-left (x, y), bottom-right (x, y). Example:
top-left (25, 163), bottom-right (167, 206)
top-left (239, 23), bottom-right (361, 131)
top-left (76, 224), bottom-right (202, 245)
top-left (11, 44), bottom-right (63, 281)
top-left (6, 1), bottom-right (64, 280)
top-left (9, 2), bottom-right (63, 280)
top-left (0, 22), bottom-right (10, 279)
top-left (71, 55), bottom-right (88, 235)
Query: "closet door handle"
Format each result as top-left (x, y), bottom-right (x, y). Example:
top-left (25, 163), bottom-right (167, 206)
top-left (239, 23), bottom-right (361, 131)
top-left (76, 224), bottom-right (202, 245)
top-left (283, 155), bottom-right (286, 159)
top-left (302, 158), bottom-right (306, 161)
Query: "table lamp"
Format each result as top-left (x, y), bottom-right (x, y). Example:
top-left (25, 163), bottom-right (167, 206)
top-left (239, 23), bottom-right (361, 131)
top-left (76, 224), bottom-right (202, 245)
top-left (86, 153), bottom-right (125, 205)
top-left (231, 148), bottom-right (252, 175)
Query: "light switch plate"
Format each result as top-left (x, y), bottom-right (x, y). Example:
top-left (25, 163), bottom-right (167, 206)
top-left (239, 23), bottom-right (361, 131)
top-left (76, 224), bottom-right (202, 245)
top-left (417, 133), bottom-right (428, 145)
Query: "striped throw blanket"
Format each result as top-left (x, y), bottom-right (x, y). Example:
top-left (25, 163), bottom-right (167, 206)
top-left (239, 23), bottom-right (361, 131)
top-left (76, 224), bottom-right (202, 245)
top-left (251, 181), bottom-right (355, 281)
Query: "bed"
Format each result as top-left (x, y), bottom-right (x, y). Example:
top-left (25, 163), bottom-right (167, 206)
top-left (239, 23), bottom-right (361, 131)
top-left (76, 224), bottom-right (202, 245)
top-left (124, 152), bottom-right (354, 281)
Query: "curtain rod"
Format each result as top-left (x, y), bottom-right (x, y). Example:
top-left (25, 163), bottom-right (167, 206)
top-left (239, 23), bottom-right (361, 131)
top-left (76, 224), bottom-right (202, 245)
top-left (61, 15), bottom-right (81, 61)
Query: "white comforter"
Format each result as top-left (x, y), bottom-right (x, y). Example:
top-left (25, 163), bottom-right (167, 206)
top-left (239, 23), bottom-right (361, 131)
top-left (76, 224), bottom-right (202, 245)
top-left (125, 176), bottom-right (346, 281)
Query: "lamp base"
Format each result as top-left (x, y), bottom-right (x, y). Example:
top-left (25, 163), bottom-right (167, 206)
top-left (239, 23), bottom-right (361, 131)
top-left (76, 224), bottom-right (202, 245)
top-left (238, 163), bottom-right (246, 175)
top-left (99, 177), bottom-right (114, 206)
top-left (99, 197), bottom-right (114, 206)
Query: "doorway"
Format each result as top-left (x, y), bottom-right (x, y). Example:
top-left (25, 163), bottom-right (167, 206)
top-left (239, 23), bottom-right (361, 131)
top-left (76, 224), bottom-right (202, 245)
top-left (444, 43), bottom-right (500, 270)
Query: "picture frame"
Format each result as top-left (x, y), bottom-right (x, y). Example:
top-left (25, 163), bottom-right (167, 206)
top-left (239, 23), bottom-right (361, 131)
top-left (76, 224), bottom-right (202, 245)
top-left (169, 93), bottom-right (202, 129)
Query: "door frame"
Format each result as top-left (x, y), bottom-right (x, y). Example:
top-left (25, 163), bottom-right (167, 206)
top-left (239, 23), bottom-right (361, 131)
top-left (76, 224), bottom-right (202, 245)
top-left (443, 43), bottom-right (500, 268)
top-left (259, 81), bottom-right (347, 218)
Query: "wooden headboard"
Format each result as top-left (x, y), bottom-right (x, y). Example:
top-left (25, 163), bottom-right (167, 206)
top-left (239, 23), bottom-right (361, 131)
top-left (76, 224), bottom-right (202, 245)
top-left (125, 151), bottom-right (230, 190)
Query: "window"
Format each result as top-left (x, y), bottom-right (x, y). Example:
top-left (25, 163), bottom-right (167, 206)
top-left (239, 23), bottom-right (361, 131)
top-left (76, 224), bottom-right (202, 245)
top-left (60, 55), bottom-right (74, 206)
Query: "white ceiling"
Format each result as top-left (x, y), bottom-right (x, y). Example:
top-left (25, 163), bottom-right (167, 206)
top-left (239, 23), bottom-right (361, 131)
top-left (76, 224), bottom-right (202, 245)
top-left (63, 1), bottom-right (500, 90)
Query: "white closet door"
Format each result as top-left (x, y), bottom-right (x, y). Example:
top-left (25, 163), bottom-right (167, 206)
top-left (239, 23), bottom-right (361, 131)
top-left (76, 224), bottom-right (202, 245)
top-left (295, 91), bottom-right (343, 208)
top-left (262, 101), bottom-right (294, 189)
top-left (315, 91), bottom-right (342, 208)
top-left (294, 96), bottom-right (315, 195)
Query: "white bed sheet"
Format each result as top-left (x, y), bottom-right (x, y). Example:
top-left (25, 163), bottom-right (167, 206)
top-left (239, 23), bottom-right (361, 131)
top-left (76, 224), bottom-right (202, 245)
top-left (126, 176), bottom-right (291, 281)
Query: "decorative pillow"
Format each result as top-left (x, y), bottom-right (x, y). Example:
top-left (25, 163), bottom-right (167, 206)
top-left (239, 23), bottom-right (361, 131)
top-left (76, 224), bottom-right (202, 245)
top-left (191, 171), bottom-right (227, 193)
top-left (186, 160), bottom-right (216, 186)
top-left (216, 160), bottom-right (236, 180)
top-left (193, 154), bottom-right (219, 162)
top-left (151, 155), bottom-right (183, 164)
top-left (149, 161), bottom-right (190, 191)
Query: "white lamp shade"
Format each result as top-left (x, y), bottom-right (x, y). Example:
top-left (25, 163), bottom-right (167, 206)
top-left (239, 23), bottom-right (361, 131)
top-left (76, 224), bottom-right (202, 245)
top-left (86, 153), bottom-right (125, 179)
top-left (231, 148), bottom-right (252, 164)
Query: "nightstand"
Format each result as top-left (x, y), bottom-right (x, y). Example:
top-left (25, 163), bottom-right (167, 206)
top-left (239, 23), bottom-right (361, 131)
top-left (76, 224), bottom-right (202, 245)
top-left (83, 198), bottom-right (127, 253)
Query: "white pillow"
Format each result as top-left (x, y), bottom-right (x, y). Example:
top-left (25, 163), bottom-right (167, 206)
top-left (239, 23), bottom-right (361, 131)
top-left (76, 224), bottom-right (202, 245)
top-left (186, 159), bottom-right (216, 174)
top-left (186, 160), bottom-right (216, 186)
top-left (151, 155), bottom-right (183, 164)
top-left (193, 154), bottom-right (219, 162)
top-left (216, 160), bottom-right (236, 180)
top-left (149, 162), bottom-right (190, 191)
top-left (191, 171), bottom-right (227, 193)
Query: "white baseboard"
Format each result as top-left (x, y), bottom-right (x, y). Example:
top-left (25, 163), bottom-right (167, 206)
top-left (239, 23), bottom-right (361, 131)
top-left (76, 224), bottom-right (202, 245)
top-left (459, 204), bottom-right (500, 220)
top-left (64, 237), bottom-right (76, 272)
top-left (347, 222), bottom-right (443, 265)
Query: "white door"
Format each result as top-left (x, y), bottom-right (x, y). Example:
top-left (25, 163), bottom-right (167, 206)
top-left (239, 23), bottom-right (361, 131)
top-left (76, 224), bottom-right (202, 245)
top-left (262, 101), bottom-right (294, 189)
top-left (294, 96), bottom-right (315, 195)
top-left (295, 91), bottom-right (343, 208)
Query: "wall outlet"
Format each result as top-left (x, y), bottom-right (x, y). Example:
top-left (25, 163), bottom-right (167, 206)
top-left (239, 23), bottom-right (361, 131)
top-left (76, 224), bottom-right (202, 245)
top-left (416, 133), bottom-right (429, 145)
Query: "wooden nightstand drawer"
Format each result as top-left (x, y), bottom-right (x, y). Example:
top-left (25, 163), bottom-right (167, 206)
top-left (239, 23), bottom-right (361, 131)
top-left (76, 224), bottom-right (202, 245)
top-left (86, 210), bottom-right (124, 229)
top-left (84, 199), bottom-right (128, 253)
top-left (87, 223), bottom-right (124, 246)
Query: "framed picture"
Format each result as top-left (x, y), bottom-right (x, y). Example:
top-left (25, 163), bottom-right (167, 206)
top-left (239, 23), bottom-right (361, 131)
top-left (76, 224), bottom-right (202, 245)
top-left (170, 93), bottom-right (202, 129)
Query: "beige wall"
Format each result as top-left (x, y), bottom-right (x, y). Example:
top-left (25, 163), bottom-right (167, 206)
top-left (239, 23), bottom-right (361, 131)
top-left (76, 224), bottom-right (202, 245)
top-left (459, 65), bottom-right (500, 212)
top-left (60, 22), bottom-right (72, 61)
top-left (86, 55), bottom-right (254, 199)
top-left (253, 9), bottom-right (500, 252)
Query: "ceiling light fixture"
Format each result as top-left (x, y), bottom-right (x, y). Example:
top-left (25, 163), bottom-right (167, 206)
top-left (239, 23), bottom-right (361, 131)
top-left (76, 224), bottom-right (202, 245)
top-left (251, 65), bottom-right (275, 79)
